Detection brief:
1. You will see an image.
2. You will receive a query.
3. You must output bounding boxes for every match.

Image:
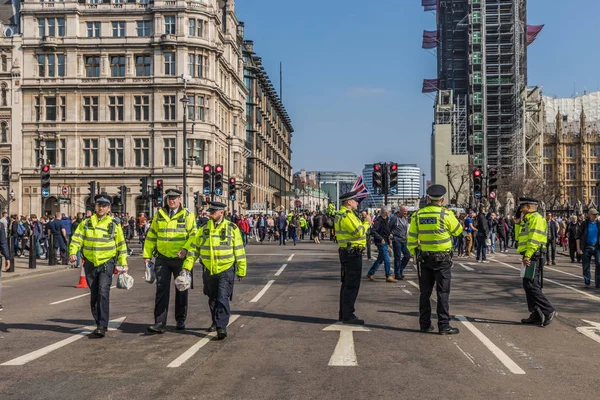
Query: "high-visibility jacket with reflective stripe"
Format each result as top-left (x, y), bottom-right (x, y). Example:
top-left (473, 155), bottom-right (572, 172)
top-left (407, 204), bottom-right (463, 256)
top-left (69, 214), bottom-right (128, 267)
top-left (327, 204), bottom-right (336, 215)
top-left (516, 212), bottom-right (547, 258)
top-left (334, 206), bottom-right (370, 248)
top-left (142, 207), bottom-right (197, 259)
top-left (300, 217), bottom-right (307, 228)
top-left (183, 218), bottom-right (247, 276)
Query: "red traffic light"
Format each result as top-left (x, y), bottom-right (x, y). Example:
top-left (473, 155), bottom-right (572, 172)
top-left (374, 164), bottom-right (381, 171)
top-left (203, 165), bottom-right (211, 172)
top-left (229, 177), bottom-right (236, 184)
top-left (215, 165), bottom-right (223, 173)
top-left (473, 169), bottom-right (481, 177)
top-left (390, 163), bottom-right (398, 171)
top-left (42, 165), bottom-right (50, 173)
top-left (489, 170), bottom-right (498, 176)
top-left (156, 179), bottom-right (163, 186)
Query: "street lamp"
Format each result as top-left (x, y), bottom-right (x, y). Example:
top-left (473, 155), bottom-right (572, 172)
top-left (421, 172), bottom-right (425, 197)
top-left (227, 135), bottom-right (233, 212)
top-left (180, 95), bottom-right (190, 208)
top-left (410, 177), bottom-right (415, 205)
top-left (445, 162), bottom-right (451, 205)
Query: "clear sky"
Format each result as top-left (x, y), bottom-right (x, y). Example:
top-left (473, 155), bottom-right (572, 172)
top-left (235, 0), bottom-right (600, 179)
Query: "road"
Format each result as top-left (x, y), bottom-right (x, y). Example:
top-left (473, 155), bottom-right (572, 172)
top-left (1, 240), bottom-right (599, 400)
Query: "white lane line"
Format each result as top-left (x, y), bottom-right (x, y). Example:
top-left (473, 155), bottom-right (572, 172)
top-left (50, 285), bottom-right (117, 305)
top-left (287, 254), bottom-right (295, 261)
top-left (249, 280), bottom-right (275, 303)
top-left (274, 264), bottom-right (288, 276)
top-left (455, 315), bottom-right (526, 375)
top-left (459, 263), bottom-right (475, 271)
top-left (1, 317), bottom-right (126, 366)
top-left (454, 342), bottom-right (477, 366)
top-left (167, 315), bottom-right (240, 368)
top-left (490, 258), bottom-right (600, 302)
top-left (544, 266), bottom-right (581, 279)
top-left (402, 289), bottom-right (412, 296)
top-left (407, 280), bottom-right (436, 303)
top-left (576, 320), bottom-right (600, 345)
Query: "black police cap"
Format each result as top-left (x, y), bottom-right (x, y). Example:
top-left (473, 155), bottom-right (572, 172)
top-left (207, 201), bottom-right (226, 211)
top-left (426, 184), bottom-right (447, 200)
top-left (94, 193), bottom-right (112, 205)
top-left (165, 189), bottom-right (182, 198)
top-left (339, 190), bottom-right (359, 202)
top-left (518, 197), bottom-right (538, 206)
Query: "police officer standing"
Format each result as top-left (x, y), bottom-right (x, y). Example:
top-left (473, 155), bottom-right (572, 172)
top-left (334, 190), bottom-right (371, 325)
top-left (69, 194), bottom-right (128, 338)
top-left (408, 185), bottom-right (463, 334)
top-left (514, 197), bottom-right (556, 326)
top-left (144, 189), bottom-right (197, 333)
top-left (184, 201), bottom-right (246, 340)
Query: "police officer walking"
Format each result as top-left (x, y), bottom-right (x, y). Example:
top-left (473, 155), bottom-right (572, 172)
top-left (334, 190), bottom-right (371, 325)
top-left (69, 194), bottom-right (128, 338)
top-left (514, 197), bottom-right (556, 326)
top-left (144, 189), bottom-right (197, 334)
top-left (408, 185), bottom-right (463, 334)
top-left (184, 201), bottom-right (246, 340)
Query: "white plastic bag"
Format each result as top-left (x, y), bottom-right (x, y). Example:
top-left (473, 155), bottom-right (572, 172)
top-left (145, 261), bottom-right (156, 284)
top-left (174, 270), bottom-right (192, 292)
top-left (117, 272), bottom-right (134, 290)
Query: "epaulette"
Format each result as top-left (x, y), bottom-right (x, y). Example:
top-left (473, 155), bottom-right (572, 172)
top-left (229, 222), bottom-right (239, 230)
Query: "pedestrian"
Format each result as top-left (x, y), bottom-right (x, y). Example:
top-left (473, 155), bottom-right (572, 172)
top-left (575, 208), bottom-right (600, 289)
top-left (47, 213), bottom-right (68, 264)
top-left (276, 211), bottom-right (287, 246)
top-left (496, 215), bottom-right (508, 253)
top-left (0, 219), bottom-right (11, 311)
top-left (184, 201), bottom-right (247, 339)
top-left (488, 213), bottom-right (498, 254)
top-left (545, 212), bottom-right (558, 266)
top-left (567, 215), bottom-right (581, 263)
top-left (137, 213), bottom-right (147, 243)
top-left (334, 190), bottom-right (371, 325)
top-left (514, 197), bottom-right (556, 326)
top-left (367, 205), bottom-right (396, 282)
top-left (475, 207), bottom-right (489, 263)
top-left (389, 205), bottom-right (411, 280)
top-left (464, 211), bottom-right (475, 257)
top-left (257, 213), bottom-right (267, 243)
top-left (408, 184), bottom-right (463, 335)
top-left (144, 189), bottom-right (197, 334)
top-left (68, 194), bottom-right (129, 338)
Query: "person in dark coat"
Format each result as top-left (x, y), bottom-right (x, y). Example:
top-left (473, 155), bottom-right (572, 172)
top-left (0, 222), bottom-right (13, 311)
top-left (567, 215), bottom-right (581, 263)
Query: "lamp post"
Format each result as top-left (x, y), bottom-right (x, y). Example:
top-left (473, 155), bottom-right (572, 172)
top-left (410, 177), bottom-right (415, 205)
top-left (445, 162), bottom-right (451, 205)
top-left (421, 172), bottom-right (425, 197)
top-left (227, 135), bottom-right (232, 212)
top-left (180, 95), bottom-right (189, 208)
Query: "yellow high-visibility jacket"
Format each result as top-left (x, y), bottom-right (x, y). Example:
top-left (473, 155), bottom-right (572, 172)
top-left (335, 206), bottom-right (370, 248)
top-left (143, 207), bottom-right (196, 259)
top-left (516, 212), bottom-right (547, 258)
top-left (69, 214), bottom-right (128, 267)
top-left (408, 204), bottom-right (463, 257)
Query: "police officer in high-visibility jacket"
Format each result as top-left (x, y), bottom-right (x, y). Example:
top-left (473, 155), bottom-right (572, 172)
top-left (514, 197), bottom-right (556, 326)
top-left (408, 185), bottom-right (463, 335)
top-left (69, 194), bottom-right (128, 338)
top-left (335, 190), bottom-right (371, 325)
top-left (184, 201), bottom-right (246, 340)
top-left (144, 189), bottom-right (197, 334)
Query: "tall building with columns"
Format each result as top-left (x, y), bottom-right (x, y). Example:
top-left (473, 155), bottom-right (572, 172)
top-left (15, 0), bottom-right (247, 217)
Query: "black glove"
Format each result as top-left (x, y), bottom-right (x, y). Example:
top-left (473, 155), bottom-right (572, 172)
top-left (515, 208), bottom-right (522, 219)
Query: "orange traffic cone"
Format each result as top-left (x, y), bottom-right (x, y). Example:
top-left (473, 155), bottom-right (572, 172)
top-left (76, 265), bottom-right (88, 289)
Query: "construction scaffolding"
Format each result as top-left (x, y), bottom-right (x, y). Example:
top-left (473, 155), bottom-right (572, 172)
top-left (513, 86), bottom-right (543, 178)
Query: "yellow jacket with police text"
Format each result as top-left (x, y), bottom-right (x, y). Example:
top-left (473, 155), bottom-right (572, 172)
top-left (143, 207), bottom-right (197, 259)
top-left (69, 215), bottom-right (128, 267)
top-left (407, 204), bottom-right (463, 257)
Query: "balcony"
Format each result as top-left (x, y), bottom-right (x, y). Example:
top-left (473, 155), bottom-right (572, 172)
top-left (159, 34), bottom-right (178, 48)
top-left (40, 36), bottom-right (58, 49)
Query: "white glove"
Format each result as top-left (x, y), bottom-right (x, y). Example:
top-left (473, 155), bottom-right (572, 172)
top-left (174, 270), bottom-right (192, 291)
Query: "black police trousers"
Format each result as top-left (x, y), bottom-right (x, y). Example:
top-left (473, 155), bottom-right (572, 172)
top-left (523, 256), bottom-right (555, 318)
top-left (418, 253), bottom-right (452, 329)
top-left (203, 266), bottom-right (235, 328)
top-left (338, 248), bottom-right (363, 321)
top-left (84, 260), bottom-right (114, 329)
top-left (154, 255), bottom-right (188, 325)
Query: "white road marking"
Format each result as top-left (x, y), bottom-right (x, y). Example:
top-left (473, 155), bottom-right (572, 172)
top-left (455, 315), bottom-right (526, 375)
top-left (490, 258), bottom-right (600, 302)
top-left (249, 280), bottom-right (275, 303)
top-left (1, 317), bottom-right (126, 366)
top-left (454, 342), bottom-right (477, 366)
top-left (167, 315), bottom-right (240, 368)
top-left (274, 264), bottom-right (288, 276)
top-left (287, 254), bottom-right (295, 261)
top-left (544, 266), bottom-right (582, 279)
top-left (407, 280), bottom-right (436, 302)
top-left (576, 319), bottom-right (600, 345)
top-left (50, 286), bottom-right (117, 305)
top-left (459, 263), bottom-right (475, 271)
top-left (402, 289), bottom-right (412, 296)
top-left (323, 323), bottom-right (371, 366)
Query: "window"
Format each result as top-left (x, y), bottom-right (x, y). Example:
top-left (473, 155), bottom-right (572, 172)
top-left (566, 164), bottom-right (577, 180)
top-left (1, 85), bottom-right (7, 106)
top-left (472, 71), bottom-right (482, 84)
top-left (37, 54), bottom-right (65, 78)
top-left (109, 96), bottom-right (124, 121)
top-left (189, 19), bottom-right (204, 37)
top-left (543, 164), bottom-right (553, 180)
top-left (472, 11), bottom-right (481, 24)
top-left (187, 94), bottom-right (207, 121)
top-left (591, 164), bottom-right (600, 180)
top-left (38, 19), bottom-right (45, 37)
top-left (108, 138), bottom-right (124, 167)
top-left (1, 56), bottom-right (6, 72)
top-left (0, 122), bottom-right (7, 142)
top-left (196, 54), bottom-right (205, 77)
top-left (472, 52), bottom-right (481, 64)
top-left (163, 138), bottom-right (176, 167)
top-left (233, 152), bottom-right (239, 176)
top-left (473, 153), bottom-right (482, 165)
top-left (87, 22), bottom-right (100, 38)
top-left (187, 95), bottom-right (195, 120)
top-left (567, 187), bottom-right (577, 204)
top-left (592, 145), bottom-right (600, 157)
top-left (60, 96), bottom-right (66, 122)
top-left (189, 19), bottom-right (195, 36)
top-left (164, 16), bottom-right (176, 34)
top-left (58, 17), bottom-right (65, 36)
top-left (37, 55), bottom-right (45, 77)
top-left (543, 145), bottom-right (553, 158)
top-left (135, 55), bottom-right (151, 76)
top-left (472, 31), bottom-right (481, 44)
top-left (112, 21), bottom-right (125, 37)
top-left (188, 54), bottom-right (195, 77)
top-left (566, 145), bottom-right (577, 159)
top-left (1, 159), bottom-right (8, 183)
top-left (473, 112), bottom-right (482, 125)
top-left (186, 139), bottom-right (204, 166)
top-left (48, 18), bottom-right (55, 36)
top-left (83, 96), bottom-right (99, 121)
top-left (57, 54), bottom-right (65, 77)
top-left (38, 18), bottom-right (65, 37)
top-left (134, 95), bottom-right (150, 121)
top-left (137, 20), bottom-right (151, 37)
top-left (110, 55), bottom-right (126, 77)
top-left (233, 116), bottom-right (238, 137)
top-left (83, 138), bottom-right (99, 167)
top-left (85, 55), bottom-right (100, 77)
top-left (473, 132), bottom-right (483, 145)
top-left (45, 96), bottom-right (57, 121)
top-left (35, 97), bottom-right (40, 121)
top-left (44, 139), bottom-right (60, 167)
top-left (473, 92), bottom-right (482, 105)
top-left (134, 138), bottom-right (150, 167)
top-left (164, 52), bottom-right (175, 76)
top-left (163, 95), bottom-right (175, 120)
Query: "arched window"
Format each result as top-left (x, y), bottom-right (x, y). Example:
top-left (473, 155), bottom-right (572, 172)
top-left (0, 84), bottom-right (7, 107)
top-left (1, 56), bottom-right (6, 72)
top-left (1, 159), bottom-right (9, 184)
top-left (0, 122), bottom-right (7, 143)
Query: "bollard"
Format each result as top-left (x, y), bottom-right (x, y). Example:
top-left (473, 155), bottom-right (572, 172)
top-left (7, 235), bottom-right (15, 272)
top-left (48, 235), bottom-right (56, 266)
top-left (28, 235), bottom-right (37, 269)
top-left (366, 237), bottom-right (372, 260)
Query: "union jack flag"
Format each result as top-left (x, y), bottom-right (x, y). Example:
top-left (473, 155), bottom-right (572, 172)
top-left (351, 175), bottom-right (370, 201)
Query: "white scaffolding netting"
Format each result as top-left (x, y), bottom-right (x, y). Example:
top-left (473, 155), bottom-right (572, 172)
top-left (543, 91), bottom-right (600, 124)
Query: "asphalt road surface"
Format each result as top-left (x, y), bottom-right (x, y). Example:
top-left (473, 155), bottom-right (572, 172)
top-left (1, 240), bottom-right (599, 400)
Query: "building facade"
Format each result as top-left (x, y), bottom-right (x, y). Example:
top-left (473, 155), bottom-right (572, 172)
top-left (362, 163), bottom-right (422, 209)
top-left (243, 41), bottom-right (292, 212)
top-left (291, 169), bottom-right (329, 212)
top-left (15, 0), bottom-right (247, 217)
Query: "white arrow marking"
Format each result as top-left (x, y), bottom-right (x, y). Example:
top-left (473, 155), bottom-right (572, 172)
top-left (1, 317), bottom-right (126, 366)
top-left (459, 263), bottom-right (475, 271)
top-left (576, 319), bottom-right (600, 345)
top-left (323, 323), bottom-right (370, 366)
top-left (275, 264), bottom-right (287, 276)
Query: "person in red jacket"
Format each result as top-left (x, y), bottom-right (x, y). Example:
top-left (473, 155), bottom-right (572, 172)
top-left (237, 215), bottom-right (249, 246)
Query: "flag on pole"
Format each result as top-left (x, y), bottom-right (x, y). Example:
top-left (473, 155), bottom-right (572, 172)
top-left (351, 175), bottom-right (370, 201)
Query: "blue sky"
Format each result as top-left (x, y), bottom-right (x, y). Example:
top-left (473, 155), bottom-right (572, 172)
top-left (236, 0), bottom-right (600, 179)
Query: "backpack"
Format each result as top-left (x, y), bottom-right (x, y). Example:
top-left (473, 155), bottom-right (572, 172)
top-left (17, 221), bottom-right (26, 236)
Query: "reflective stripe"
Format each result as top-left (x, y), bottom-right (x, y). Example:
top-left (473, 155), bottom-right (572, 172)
top-left (161, 228), bottom-right (188, 233)
top-left (350, 225), bottom-right (365, 235)
top-left (84, 237), bottom-right (113, 243)
top-left (199, 245), bottom-right (231, 251)
top-left (450, 223), bottom-right (462, 235)
top-left (146, 237), bottom-right (157, 242)
top-left (83, 245), bottom-right (116, 251)
top-left (408, 232), bottom-right (418, 238)
top-left (338, 236), bottom-right (366, 244)
top-left (417, 211), bottom-right (442, 216)
top-left (158, 237), bottom-right (188, 242)
top-left (116, 241), bottom-right (126, 248)
top-left (236, 255), bottom-right (247, 260)
top-left (148, 229), bottom-right (157, 236)
top-left (530, 228), bottom-right (546, 236)
top-left (418, 229), bottom-right (444, 235)
top-left (234, 245), bottom-right (244, 250)
top-left (72, 233), bottom-right (83, 239)
top-left (419, 237), bottom-right (452, 245)
top-left (530, 239), bottom-right (546, 246)
top-left (439, 209), bottom-right (446, 232)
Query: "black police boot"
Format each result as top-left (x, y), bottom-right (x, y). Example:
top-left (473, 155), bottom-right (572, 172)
top-left (91, 326), bottom-right (106, 338)
top-left (420, 325), bottom-right (434, 333)
top-left (542, 311), bottom-right (557, 327)
top-left (521, 310), bottom-right (543, 325)
top-left (342, 317), bottom-right (365, 326)
top-left (207, 323), bottom-right (217, 333)
top-left (175, 321), bottom-right (186, 331)
top-left (147, 323), bottom-right (167, 334)
top-left (216, 328), bottom-right (227, 340)
top-left (439, 326), bottom-right (460, 335)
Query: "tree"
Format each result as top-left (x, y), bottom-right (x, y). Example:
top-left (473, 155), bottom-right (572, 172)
top-left (499, 172), bottom-right (561, 212)
top-left (447, 164), bottom-right (471, 207)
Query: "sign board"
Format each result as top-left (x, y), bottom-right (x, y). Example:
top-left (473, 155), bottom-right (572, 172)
top-left (474, 192), bottom-right (482, 199)
top-left (42, 188), bottom-right (50, 198)
top-left (295, 200), bottom-right (302, 207)
top-left (252, 203), bottom-right (266, 210)
top-left (58, 198), bottom-right (71, 205)
top-left (489, 191), bottom-right (496, 199)
top-left (61, 185), bottom-right (69, 196)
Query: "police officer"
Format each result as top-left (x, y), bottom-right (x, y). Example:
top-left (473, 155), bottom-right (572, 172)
top-left (334, 190), bottom-right (371, 325)
top-left (514, 197), bottom-right (556, 326)
top-left (144, 189), bottom-right (197, 334)
top-left (184, 201), bottom-right (246, 340)
top-left (69, 193), bottom-right (128, 338)
top-left (408, 184), bottom-right (463, 334)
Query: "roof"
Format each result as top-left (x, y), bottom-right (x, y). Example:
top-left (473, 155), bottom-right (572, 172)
top-left (0, 0), bottom-right (16, 27)
top-left (544, 91), bottom-right (600, 124)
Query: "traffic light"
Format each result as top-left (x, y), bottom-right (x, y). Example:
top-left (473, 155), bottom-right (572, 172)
top-left (88, 180), bottom-right (96, 200)
top-left (488, 168), bottom-right (498, 196)
top-left (194, 191), bottom-right (201, 210)
top-left (41, 165), bottom-right (51, 193)
top-left (155, 179), bottom-right (163, 205)
top-left (372, 163), bottom-right (383, 194)
top-left (473, 168), bottom-right (482, 198)
top-left (228, 177), bottom-right (236, 201)
top-left (214, 164), bottom-right (223, 196)
top-left (203, 164), bottom-right (213, 195)
top-left (118, 185), bottom-right (127, 212)
top-left (139, 177), bottom-right (148, 198)
top-left (389, 163), bottom-right (398, 195)
top-left (267, 200), bottom-right (271, 209)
